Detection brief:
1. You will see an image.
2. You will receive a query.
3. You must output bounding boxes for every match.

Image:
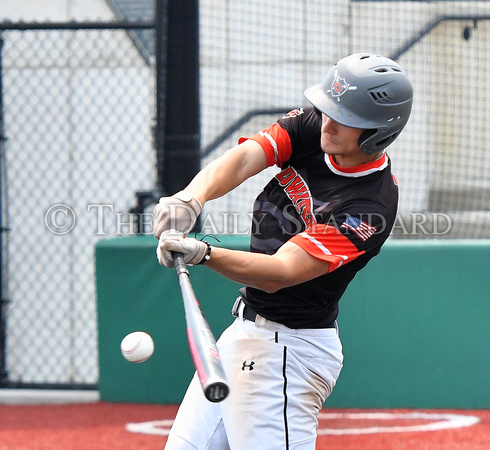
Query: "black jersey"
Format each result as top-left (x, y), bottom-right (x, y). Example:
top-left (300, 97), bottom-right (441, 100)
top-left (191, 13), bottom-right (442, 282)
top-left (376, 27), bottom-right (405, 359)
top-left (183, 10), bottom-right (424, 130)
top-left (238, 107), bottom-right (399, 329)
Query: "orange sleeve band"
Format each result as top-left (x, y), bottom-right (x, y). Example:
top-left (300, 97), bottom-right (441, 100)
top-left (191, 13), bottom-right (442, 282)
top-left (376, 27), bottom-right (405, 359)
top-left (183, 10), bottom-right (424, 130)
top-left (290, 224), bottom-right (365, 272)
top-left (238, 122), bottom-right (292, 167)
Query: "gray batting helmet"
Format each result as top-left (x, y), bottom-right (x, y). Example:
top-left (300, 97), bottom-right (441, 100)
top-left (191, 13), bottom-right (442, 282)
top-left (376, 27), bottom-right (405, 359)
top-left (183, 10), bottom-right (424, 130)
top-left (304, 53), bottom-right (413, 154)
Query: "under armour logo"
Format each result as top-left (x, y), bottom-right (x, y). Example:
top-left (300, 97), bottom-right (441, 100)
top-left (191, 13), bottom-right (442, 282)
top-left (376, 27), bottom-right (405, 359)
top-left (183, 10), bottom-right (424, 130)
top-left (242, 361), bottom-right (255, 371)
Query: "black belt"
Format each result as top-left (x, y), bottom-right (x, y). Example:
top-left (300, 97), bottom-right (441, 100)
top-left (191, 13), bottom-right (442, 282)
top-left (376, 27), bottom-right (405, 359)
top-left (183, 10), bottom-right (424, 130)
top-left (242, 304), bottom-right (258, 322)
top-left (242, 304), bottom-right (337, 329)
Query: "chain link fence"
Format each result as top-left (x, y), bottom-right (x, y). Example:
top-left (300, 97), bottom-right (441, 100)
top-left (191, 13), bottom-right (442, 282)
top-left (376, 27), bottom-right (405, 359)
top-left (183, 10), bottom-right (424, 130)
top-left (1, 25), bottom-right (156, 386)
top-left (200, 1), bottom-right (490, 240)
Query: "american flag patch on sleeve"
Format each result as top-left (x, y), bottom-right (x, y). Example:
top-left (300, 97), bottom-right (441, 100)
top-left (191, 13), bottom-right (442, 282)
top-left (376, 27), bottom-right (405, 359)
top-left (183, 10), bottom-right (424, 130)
top-left (341, 216), bottom-right (377, 241)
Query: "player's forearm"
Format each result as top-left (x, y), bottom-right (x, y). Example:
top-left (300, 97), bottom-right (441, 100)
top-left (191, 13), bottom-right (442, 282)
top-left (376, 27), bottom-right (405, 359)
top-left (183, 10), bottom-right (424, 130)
top-left (184, 141), bottom-right (268, 205)
top-left (204, 246), bottom-right (288, 293)
top-left (185, 158), bottom-right (240, 204)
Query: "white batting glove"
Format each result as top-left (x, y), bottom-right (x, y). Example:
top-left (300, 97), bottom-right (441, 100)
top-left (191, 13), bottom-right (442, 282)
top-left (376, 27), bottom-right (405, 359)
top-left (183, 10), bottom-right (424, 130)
top-left (156, 230), bottom-right (183, 267)
top-left (157, 232), bottom-right (209, 268)
top-left (153, 191), bottom-right (202, 239)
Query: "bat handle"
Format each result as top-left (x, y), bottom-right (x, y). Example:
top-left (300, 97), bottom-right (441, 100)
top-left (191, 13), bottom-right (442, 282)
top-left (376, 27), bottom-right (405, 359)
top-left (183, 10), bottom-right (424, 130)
top-left (172, 252), bottom-right (189, 276)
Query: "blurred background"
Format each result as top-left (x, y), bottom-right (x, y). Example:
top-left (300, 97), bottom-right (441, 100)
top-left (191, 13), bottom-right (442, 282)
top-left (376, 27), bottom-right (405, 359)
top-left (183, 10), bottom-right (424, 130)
top-left (0, 0), bottom-right (488, 393)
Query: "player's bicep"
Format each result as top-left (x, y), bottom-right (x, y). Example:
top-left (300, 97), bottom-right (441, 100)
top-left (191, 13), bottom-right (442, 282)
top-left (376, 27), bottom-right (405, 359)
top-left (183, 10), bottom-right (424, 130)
top-left (272, 240), bottom-right (332, 287)
top-left (270, 223), bottom-right (367, 288)
top-left (234, 138), bottom-right (270, 181)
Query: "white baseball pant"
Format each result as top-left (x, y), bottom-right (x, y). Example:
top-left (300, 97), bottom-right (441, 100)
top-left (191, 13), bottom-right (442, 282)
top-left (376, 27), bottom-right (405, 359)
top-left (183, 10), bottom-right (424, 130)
top-left (165, 299), bottom-right (343, 449)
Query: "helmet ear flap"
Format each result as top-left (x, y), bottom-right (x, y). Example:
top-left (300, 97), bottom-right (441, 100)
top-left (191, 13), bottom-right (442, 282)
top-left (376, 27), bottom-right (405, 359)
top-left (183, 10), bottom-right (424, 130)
top-left (358, 129), bottom-right (377, 154)
top-left (359, 129), bottom-right (400, 154)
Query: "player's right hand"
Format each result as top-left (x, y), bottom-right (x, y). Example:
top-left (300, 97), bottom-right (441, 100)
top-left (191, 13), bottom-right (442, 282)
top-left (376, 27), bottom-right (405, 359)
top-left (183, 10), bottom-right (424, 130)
top-left (156, 231), bottom-right (207, 268)
top-left (153, 191), bottom-right (202, 239)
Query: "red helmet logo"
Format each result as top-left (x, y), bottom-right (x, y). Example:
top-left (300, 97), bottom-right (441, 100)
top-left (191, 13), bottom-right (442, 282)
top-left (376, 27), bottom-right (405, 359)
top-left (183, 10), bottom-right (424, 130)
top-left (331, 72), bottom-right (350, 98)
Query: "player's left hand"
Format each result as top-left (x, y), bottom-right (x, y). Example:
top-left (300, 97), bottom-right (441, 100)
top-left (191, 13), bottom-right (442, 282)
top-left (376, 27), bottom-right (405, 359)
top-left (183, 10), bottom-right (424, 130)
top-left (153, 191), bottom-right (202, 239)
top-left (157, 231), bottom-right (208, 268)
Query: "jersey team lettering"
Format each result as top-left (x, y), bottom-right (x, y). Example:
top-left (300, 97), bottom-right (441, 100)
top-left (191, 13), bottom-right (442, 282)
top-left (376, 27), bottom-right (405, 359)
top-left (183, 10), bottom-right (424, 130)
top-left (282, 107), bottom-right (304, 119)
top-left (275, 167), bottom-right (316, 228)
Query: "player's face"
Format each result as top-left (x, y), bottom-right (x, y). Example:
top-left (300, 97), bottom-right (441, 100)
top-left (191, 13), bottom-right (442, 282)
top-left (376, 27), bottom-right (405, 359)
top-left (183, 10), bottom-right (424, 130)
top-left (320, 114), bottom-right (366, 165)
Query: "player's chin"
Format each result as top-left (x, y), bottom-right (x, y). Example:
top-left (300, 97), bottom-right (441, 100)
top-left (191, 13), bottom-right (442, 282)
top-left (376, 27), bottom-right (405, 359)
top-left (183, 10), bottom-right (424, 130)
top-left (321, 134), bottom-right (341, 151)
top-left (320, 139), bottom-right (339, 154)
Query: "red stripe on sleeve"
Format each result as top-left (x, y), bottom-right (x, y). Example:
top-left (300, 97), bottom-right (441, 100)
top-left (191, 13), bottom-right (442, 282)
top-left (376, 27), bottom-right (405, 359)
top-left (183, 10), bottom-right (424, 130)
top-left (290, 224), bottom-right (365, 272)
top-left (238, 123), bottom-right (292, 167)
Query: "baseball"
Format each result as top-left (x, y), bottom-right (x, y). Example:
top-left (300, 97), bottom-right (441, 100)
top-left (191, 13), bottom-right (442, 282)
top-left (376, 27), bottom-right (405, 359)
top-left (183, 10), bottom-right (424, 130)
top-left (120, 331), bottom-right (154, 363)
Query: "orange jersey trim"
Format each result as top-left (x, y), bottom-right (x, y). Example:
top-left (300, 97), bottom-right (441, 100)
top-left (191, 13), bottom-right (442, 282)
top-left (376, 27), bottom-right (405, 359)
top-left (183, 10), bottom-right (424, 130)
top-left (325, 152), bottom-right (389, 177)
top-left (239, 123), bottom-right (292, 167)
top-left (290, 224), bottom-right (365, 272)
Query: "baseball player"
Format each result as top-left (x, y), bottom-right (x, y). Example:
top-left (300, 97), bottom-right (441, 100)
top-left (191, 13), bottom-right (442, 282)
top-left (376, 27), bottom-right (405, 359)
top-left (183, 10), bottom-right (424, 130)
top-left (155, 53), bottom-right (413, 449)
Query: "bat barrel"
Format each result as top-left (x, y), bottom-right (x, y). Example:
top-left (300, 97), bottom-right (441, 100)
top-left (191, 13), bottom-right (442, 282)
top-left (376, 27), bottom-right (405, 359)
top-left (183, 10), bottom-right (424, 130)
top-left (172, 251), bottom-right (229, 403)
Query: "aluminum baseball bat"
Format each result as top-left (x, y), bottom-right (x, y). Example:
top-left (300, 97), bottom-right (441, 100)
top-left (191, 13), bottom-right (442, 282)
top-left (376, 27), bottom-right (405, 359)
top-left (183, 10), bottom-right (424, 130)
top-left (172, 252), bottom-right (229, 402)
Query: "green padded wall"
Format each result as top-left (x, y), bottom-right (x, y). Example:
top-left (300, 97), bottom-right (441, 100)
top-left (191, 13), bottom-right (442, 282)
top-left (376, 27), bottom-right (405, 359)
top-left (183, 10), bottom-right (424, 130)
top-left (96, 237), bottom-right (490, 408)
top-left (326, 240), bottom-right (490, 409)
